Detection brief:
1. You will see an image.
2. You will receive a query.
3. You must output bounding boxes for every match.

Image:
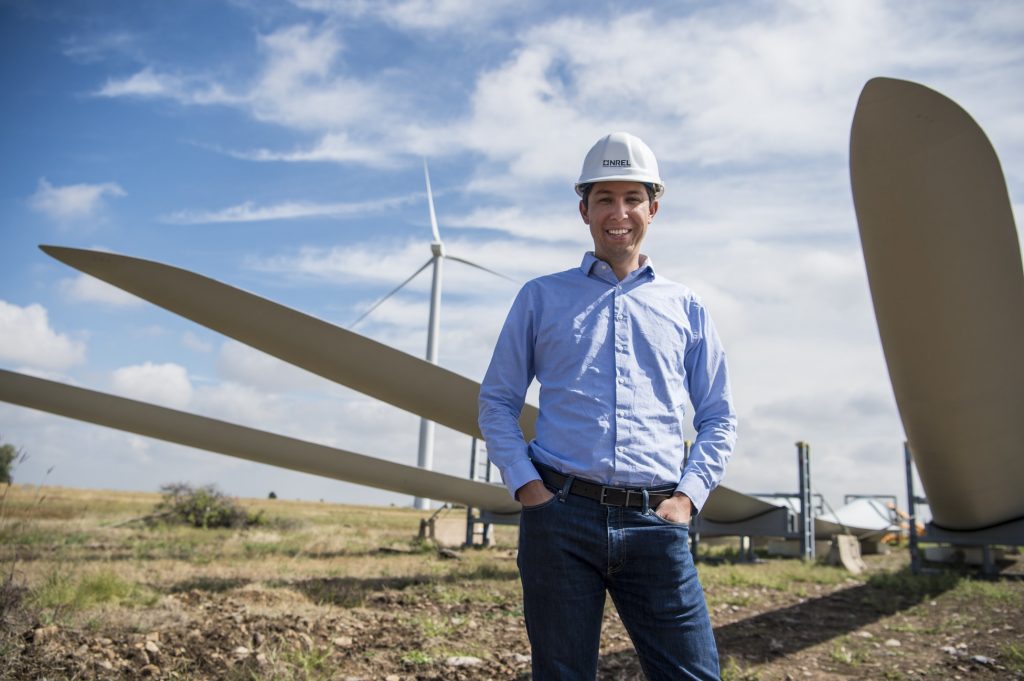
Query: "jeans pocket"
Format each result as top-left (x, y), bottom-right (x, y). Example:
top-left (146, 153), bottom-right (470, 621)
top-left (521, 493), bottom-right (560, 512)
top-left (646, 509), bottom-right (690, 529)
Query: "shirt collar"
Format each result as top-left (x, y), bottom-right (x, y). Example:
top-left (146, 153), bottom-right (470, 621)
top-left (580, 252), bottom-right (657, 280)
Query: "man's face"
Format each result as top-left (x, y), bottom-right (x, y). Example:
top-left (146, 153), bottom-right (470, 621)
top-left (580, 181), bottom-right (658, 267)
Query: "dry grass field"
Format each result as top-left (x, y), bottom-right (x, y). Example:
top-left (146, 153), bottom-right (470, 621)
top-left (1, 483), bottom-right (1022, 680)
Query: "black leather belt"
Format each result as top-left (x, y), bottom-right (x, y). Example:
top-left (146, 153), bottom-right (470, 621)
top-left (535, 463), bottom-right (675, 508)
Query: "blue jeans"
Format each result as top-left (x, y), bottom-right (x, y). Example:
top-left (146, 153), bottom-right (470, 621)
top-left (517, 487), bottom-right (719, 681)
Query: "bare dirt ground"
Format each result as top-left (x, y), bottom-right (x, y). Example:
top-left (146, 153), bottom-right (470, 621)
top-left (1, 485), bottom-right (1022, 680)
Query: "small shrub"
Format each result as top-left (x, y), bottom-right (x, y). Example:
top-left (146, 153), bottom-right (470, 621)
top-left (0, 442), bottom-right (20, 484)
top-left (154, 483), bottom-right (264, 529)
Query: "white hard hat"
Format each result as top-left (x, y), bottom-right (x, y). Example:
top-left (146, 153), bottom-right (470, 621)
top-left (575, 131), bottom-right (665, 198)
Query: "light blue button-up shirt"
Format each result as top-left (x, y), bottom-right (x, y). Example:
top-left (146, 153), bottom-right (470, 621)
top-left (478, 252), bottom-right (737, 512)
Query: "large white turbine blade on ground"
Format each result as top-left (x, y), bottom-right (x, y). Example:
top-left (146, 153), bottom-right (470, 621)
top-left (0, 369), bottom-right (521, 514)
top-left (700, 485), bottom-right (781, 524)
top-left (33, 249), bottom-right (810, 528)
top-left (817, 498), bottom-right (899, 539)
top-left (851, 77), bottom-right (1024, 530)
top-left (39, 246), bottom-right (539, 442)
top-left (0, 366), bottom-right (776, 524)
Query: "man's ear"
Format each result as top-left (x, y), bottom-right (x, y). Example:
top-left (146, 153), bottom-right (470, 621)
top-left (648, 199), bottom-right (659, 221)
top-left (579, 199), bottom-right (590, 225)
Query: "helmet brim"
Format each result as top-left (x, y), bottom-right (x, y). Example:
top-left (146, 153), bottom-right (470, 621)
top-left (575, 179), bottom-right (665, 199)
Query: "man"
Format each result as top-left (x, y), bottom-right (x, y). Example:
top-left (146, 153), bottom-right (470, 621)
top-left (478, 131), bottom-right (736, 680)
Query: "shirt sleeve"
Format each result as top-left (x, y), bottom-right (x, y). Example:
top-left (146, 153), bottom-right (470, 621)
top-left (676, 302), bottom-right (737, 513)
top-left (478, 285), bottom-right (541, 499)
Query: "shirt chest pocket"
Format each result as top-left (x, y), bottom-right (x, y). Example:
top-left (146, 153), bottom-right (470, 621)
top-left (632, 315), bottom-right (690, 369)
top-left (533, 302), bottom-right (614, 379)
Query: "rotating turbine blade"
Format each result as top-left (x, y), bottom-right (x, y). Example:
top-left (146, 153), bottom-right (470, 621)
top-left (850, 77), bottom-right (1024, 530)
top-left (423, 159), bottom-right (442, 243)
top-left (0, 369), bottom-right (521, 514)
top-left (350, 257), bottom-right (434, 329)
top-left (446, 255), bottom-right (518, 284)
top-left (39, 246), bottom-right (539, 442)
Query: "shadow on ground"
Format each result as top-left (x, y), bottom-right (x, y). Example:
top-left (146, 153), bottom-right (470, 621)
top-left (596, 568), bottom-right (959, 675)
top-left (288, 562), bottom-right (521, 607)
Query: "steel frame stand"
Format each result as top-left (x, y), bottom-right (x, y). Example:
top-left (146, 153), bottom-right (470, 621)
top-left (904, 442), bottom-right (923, 574)
top-left (797, 441), bottom-right (814, 561)
top-left (903, 441), bottom-right (1024, 576)
top-left (464, 438), bottom-right (497, 547)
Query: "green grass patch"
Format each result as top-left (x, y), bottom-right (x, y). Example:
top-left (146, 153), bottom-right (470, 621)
top-left (952, 578), bottom-right (1023, 606)
top-left (720, 655), bottom-right (762, 680)
top-left (400, 649), bottom-right (433, 665)
top-left (865, 569), bottom-right (960, 602)
top-left (0, 522), bottom-right (88, 548)
top-left (229, 645), bottom-right (336, 681)
top-left (702, 560), bottom-right (849, 591)
top-left (32, 568), bottom-right (157, 613)
top-left (1003, 642), bottom-right (1024, 673)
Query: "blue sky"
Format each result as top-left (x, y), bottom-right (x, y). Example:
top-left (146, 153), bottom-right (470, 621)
top-left (1, 0), bottom-right (1022, 511)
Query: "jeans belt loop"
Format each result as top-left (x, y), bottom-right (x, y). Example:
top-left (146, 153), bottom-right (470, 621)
top-left (641, 488), bottom-right (650, 514)
top-left (558, 475), bottom-right (575, 503)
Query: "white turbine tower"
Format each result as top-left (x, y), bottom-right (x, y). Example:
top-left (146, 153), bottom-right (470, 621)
top-left (352, 160), bottom-right (514, 510)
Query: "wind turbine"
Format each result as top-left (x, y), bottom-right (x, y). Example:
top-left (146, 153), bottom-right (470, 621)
top-left (352, 160), bottom-right (514, 510)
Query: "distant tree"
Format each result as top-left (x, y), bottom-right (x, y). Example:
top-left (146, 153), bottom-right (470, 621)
top-left (0, 443), bottom-right (18, 484)
top-left (268, 491), bottom-right (277, 499)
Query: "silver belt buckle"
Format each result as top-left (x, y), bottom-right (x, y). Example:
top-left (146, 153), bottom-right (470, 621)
top-left (600, 485), bottom-right (628, 506)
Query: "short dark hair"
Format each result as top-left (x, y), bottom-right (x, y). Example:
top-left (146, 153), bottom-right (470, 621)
top-left (579, 183), bottom-right (656, 208)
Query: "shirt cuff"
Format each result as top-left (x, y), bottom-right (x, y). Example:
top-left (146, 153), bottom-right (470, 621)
top-left (500, 458), bottom-right (542, 500)
top-left (675, 475), bottom-right (711, 515)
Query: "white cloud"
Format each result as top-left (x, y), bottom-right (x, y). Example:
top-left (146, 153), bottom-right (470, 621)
top-left (105, 23), bottom-right (390, 133)
top-left (0, 301), bottom-right (86, 371)
top-left (95, 66), bottom-right (179, 97)
top-left (374, 0), bottom-right (522, 31)
top-left (215, 340), bottom-right (330, 392)
top-left (253, 25), bottom-right (396, 130)
top-left (62, 31), bottom-right (142, 64)
top-left (290, 0), bottom-right (522, 31)
top-left (95, 67), bottom-right (239, 105)
top-left (181, 331), bottom-right (214, 353)
top-left (246, 235), bottom-right (535, 290)
top-left (28, 178), bottom-right (126, 225)
top-left (110, 362), bottom-right (193, 409)
top-left (248, 240), bottom-right (432, 284)
top-left (161, 193), bottom-right (416, 224)
top-left (57, 274), bottom-right (143, 307)
top-left (446, 203), bottom-right (585, 243)
top-left (227, 132), bottom-right (394, 166)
